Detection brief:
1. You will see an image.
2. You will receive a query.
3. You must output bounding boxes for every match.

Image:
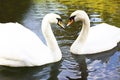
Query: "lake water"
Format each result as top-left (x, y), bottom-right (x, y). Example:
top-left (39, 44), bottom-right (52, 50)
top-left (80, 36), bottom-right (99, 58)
top-left (0, 0), bottom-right (120, 80)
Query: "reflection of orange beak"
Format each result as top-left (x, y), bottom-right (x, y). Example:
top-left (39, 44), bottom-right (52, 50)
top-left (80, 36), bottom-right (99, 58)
top-left (67, 19), bottom-right (74, 26)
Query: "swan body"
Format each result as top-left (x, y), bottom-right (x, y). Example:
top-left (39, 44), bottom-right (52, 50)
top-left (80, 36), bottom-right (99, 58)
top-left (67, 10), bottom-right (120, 54)
top-left (0, 13), bottom-right (64, 67)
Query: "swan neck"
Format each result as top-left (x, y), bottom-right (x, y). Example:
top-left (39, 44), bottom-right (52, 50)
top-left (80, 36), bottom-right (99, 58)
top-left (76, 16), bottom-right (90, 44)
top-left (41, 19), bottom-right (61, 54)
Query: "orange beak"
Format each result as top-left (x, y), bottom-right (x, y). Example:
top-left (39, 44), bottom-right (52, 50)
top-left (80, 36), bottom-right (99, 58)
top-left (67, 19), bottom-right (74, 26)
top-left (57, 20), bottom-right (65, 29)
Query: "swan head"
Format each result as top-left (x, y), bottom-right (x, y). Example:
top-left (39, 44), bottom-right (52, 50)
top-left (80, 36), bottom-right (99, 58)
top-left (67, 10), bottom-right (89, 26)
top-left (43, 13), bottom-right (65, 29)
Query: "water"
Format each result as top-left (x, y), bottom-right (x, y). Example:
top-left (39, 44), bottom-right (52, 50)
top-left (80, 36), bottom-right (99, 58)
top-left (0, 0), bottom-right (120, 80)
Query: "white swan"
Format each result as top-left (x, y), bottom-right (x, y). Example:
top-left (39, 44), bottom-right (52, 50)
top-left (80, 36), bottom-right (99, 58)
top-left (67, 10), bottom-right (120, 54)
top-left (0, 13), bottom-right (64, 67)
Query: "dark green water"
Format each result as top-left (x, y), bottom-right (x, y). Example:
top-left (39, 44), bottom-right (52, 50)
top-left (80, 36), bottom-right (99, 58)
top-left (0, 0), bottom-right (120, 80)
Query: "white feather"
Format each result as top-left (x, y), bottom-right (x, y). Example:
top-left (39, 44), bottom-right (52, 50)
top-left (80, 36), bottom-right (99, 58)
top-left (69, 10), bottom-right (120, 54)
top-left (0, 13), bottom-right (62, 67)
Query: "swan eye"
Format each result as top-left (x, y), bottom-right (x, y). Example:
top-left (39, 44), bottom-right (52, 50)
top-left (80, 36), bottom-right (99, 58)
top-left (69, 15), bottom-right (76, 21)
top-left (57, 18), bottom-right (62, 22)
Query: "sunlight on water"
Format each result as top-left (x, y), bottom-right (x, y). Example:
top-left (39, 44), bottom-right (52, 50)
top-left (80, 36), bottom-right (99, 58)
top-left (0, 0), bottom-right (120, 80)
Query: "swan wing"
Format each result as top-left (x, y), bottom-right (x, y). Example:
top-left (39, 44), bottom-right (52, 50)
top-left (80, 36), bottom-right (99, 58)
top-left (0, 23), bottom-right (55, 66)
top-left (83, 23), bottom-right (120, 54)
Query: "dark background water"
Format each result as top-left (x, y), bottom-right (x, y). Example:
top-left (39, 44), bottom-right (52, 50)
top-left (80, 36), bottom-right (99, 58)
top-left (0, 0), bottom-right (120, 80)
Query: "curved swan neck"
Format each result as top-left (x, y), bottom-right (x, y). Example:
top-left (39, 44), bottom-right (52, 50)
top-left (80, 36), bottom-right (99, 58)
top-left (41, 18), bottom-right (61, 54)
top-left (76, 15), bottom-right (90, 44)
top-left (70, 16), bottom-right (90, 54)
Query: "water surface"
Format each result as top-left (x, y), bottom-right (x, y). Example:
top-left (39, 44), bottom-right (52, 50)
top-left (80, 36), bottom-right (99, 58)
top-left (0, 0), bottom-right (120, 80)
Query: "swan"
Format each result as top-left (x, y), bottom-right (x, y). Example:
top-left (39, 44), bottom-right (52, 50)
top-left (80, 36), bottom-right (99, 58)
top-left (0, 13), bottom-right (64, 67)
top-left (67, 10), bottom-right (120, 54)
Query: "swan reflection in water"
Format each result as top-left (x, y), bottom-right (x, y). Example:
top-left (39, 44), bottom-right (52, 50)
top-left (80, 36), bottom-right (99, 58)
top-left (58, 45), bottom-right (120, 80)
